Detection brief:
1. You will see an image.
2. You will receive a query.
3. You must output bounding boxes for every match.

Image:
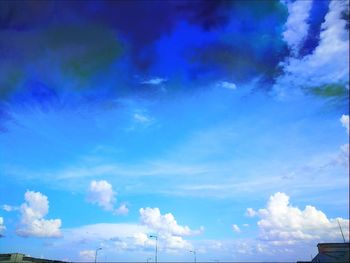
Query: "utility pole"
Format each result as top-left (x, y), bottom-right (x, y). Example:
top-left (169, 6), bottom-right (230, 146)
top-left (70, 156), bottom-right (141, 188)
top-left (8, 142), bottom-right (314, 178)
top-left (95, 247), bottom-right (102, 263)
top-left (189, 250), bottom-right (196, 263)
top-left (149, 235), bottom-right (158, 263)
top-left (337, 219), bottom-right (346, 242)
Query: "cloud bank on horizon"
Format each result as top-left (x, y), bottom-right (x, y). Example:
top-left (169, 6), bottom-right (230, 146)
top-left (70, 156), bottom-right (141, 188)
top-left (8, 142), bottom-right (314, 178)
top-left (0, 0), bottom-right (349, 262)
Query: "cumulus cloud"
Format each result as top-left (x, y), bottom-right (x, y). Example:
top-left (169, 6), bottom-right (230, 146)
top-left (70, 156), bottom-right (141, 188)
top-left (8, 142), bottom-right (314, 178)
top-left (87, 180), bottom-right (129, 216)
top-left (0, 217), bottom-right (5, 234)
top-left (249, 192), bottom-right (349, 245)
top-left (132, 232), bottom-right (153, 247)
top-left (246, 208), bottom-right (257, 217)
top-left (139, 207), bottom-right (202, 251)
top-left (79, 250), bottom-right (95, 261)
top-left (140, 207), bottom-right (194, 236)
top-left (16, 191), bottom-right (61, 238)
top-left (87, 180), bottom-right (116, 211)
top-left (275, 0), bottom-right (349, 96)
top-left (114, 204), bottom-right (129, 215)
top-left (340, 114), bottom-right (349, 134)
top-left (232, 224), bottom-right (241, 233)
top-left (282, 0), bottom-right (313, 56)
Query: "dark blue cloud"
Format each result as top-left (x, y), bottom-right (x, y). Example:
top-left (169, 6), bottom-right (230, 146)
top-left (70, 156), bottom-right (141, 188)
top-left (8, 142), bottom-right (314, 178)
top-left (0, 0), bottom-right (337, 131)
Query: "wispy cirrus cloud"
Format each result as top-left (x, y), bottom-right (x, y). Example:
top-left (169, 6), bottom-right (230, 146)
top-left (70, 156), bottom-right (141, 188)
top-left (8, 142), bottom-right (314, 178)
top-left (141, 77), bottom-right (167, 85)
top-left (2, 204), bottom-right (19, 212)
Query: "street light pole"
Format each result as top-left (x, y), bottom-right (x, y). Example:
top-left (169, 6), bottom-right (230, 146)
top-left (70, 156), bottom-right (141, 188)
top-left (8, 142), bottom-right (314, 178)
top-left (149, 235), bottom-right (158, 263)
top-left (95, 247), bottom-right (102, 263)
top-left (189, 250), bottom-right (196, 263)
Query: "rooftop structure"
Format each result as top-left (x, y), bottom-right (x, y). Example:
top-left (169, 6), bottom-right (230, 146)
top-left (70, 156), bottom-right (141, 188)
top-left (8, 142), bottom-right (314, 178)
top-left (311, 243), bottom-right (349, 263)
top-left (0, 253), bottom-right (67, 263)
top-left (297, 243), bottom-right (350, 263)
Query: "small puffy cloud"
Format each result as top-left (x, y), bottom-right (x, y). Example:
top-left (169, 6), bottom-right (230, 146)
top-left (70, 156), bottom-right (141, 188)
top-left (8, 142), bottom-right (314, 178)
top-left (249, 192), bottom-right (349, 245)
top-left (2, 204), bottom-right (19, 212)
top-left (141, 77), bottom-right (167, 85)
top-left (340, 114), bottom-right (349, 134)
top-left (282, 0), bottom-right (312, 56)
top-left (246, 208), bottom-right (257, 217)
top-left (232, 224), bottom-right (241, 233)
top-left (114, 204), bottom-right (129, 216)
top-left (217, 81), bottom-right (236, 90)
top-left (87, 180), bottom-right (116, 211)
top-left (16, 191), bottom-right (61, 238)
top-left (0, 217), bottom-right (5, 234)
top-left (79, 250), bottom-right (95, 261)
top-left (87, 180), bottom-right (129, 215)
top-left (140, 207), bottom-right (194, 236)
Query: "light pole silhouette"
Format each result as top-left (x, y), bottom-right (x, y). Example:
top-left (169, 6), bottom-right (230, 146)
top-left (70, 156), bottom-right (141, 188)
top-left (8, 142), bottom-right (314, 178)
top-left (149, 235), bottom-right (158, 263)
top-left (189, 250), bottom-right (196, 263)
top-left (95, 247), bottom-right (102, 263)
top-left (146, 257), bottom-right (152, 263)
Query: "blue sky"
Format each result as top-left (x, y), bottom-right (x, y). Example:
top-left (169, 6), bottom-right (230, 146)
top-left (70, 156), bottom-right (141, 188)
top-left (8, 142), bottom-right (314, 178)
top-left (0, 0), bottom-right (349, 261)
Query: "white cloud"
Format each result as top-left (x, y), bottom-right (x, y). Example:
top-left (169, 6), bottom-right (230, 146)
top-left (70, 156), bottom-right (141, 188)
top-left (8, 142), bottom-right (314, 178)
top-left (246, 208), bottom-right (257, 217)
top-left (87, 180), bottom-right (130, 216)
top-left (250, 192), bottom-right (349, 245)
top-left (340, 114), bottom-right (349, 134)
top-left (79, 250), bottom-right (95, 261)
top-left (133, 113), bottom-right (152, 124)
top-left (140, 207), bottom-right (194, 236)
top-left (282, 0), bottom-right (313, 56)
top-left (162, 233), bottom-right (192, 251)
top-left (61, 210), bottom-right (196, 253)
top-left (2, 204), bottom-right (19, 212)
top-left (139, 207), bottom-right (201, 251)
top-left (114, 204), bottom-right (129, 215)
top-left (232, 224), bottom-right (241, 233)
top-left (87, 180), bottom-right (116, 211)
top-left (16, 191), bottom-right (61, 238)
top-left (141, 77), bottom-right (167, 85)
top-left (0, 217), bottom-right (5, 234)
top-left (217, 81), bottom-right (237, 90)
top-left (275, 0), bottom-right (349, 96)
